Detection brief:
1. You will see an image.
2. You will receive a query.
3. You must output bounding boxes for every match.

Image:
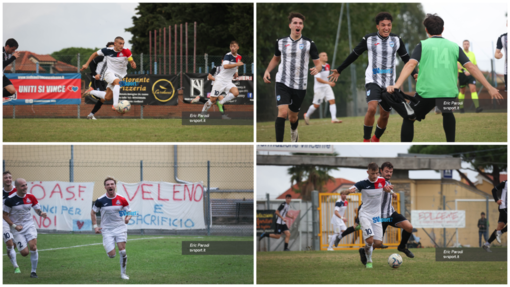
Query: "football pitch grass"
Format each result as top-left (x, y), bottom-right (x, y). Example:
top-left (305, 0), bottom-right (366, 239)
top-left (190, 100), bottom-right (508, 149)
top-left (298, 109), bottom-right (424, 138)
top-left (257, 113), bottom-right (507, 142)
top-left (3, 119), bottom-right (253, 142)
top-left (256, 248), bottom-right (507, 284)
top-left (3, 234), bottom-right (253, 284)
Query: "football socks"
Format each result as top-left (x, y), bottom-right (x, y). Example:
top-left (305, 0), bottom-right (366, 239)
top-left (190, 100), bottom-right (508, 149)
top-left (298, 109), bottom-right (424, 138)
top-left (119, 249), bottom-right (128, 275)
top-left (363, 125), bottom-right (373, 140)
top-left (7, 246), bottom-right (18, 268)
top-left (91, 90), bottom-right (106, 99)
top-left (29, 250), bottom-right (38, 273)
top-left (290, 119), bottom-right (299, 131)
top-left (219, 93), bottom-right (235, 105)
top-left (112, 85), bottom-right (120, 106)
top-left (329, 104), bottom-right (337, 120)
top-left (275, 117), bottom-right (286, 142)
top-left (374, 125), bottom-right (386, 139)
top-left (442, 113), bottom-right (456, 142)
top-left (306, 105), bottom-right (317, 117)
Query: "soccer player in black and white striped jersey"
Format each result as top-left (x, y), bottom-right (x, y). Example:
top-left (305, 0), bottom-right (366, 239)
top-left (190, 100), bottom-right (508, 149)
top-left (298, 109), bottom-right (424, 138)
top-left (263, 12), bottom-right (322, 142)
top-left (329, 12), bottom-right (417, 142)
top-left (495, 21), bottom-right (507, 91)
top-left (259, 194), bottom-right (295, 251)
top-left (483, 180), bottom-right (507, 252)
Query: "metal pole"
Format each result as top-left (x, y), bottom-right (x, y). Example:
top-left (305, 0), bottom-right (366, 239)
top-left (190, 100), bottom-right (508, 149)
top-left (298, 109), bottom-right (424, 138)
top-left (443, 195), bottom-right (446, 247)
top-left (346, 3), bottom-right (357, 116)
top-left (312, 190), bottom-right (319, 250)
top-left (141, 105), bottom-right (143, 119)
top-left (140, 53), bottom-right (143, 73)
top-left (3, 160), bottom-right (5, 172)
top-left (174, 25), bottom-right (177, 76)
top-left (159, 28), bottom-right (162, 75)
top-left (149, 31), bottom-right (152, 75)
top-left (186, 22), bottom-right (188, 73)
top-left (164, 27), bottom-right (166, 75)
top-left (406, 43), bottom-right (412, 92)
top-left (12, 106), bottom-right (15, 119)
top-left (70, 145), bottom-right (74, 182)
top-left (207, 161), bottom-right (211, 236)
top-left (194, 22), bottom-right (197, 73)
top-left (205, 54), bottom-right (208, 73)
top-left (140, 160), bottom-right (143, 181)
top-left (266, 193), bottom-right (270, 251)
top-left (331, 3), bottom-right (345, 69)
top-left (169, 26), bottom-right (172, 74)
top-left (77, 104), bottom-right (80, 119)
top-left (36, 62), bottom-right (39, 74)
top-left (154, 29), bottom-right (157, 75)
top-left (77, 53), bottom-right (80, 73)
top-left (180, 23), bottom-right (183, 88)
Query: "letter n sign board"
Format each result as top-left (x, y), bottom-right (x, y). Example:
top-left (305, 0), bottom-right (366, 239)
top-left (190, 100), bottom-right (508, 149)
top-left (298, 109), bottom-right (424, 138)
top-left (442, 170), bottom-right (453, 179)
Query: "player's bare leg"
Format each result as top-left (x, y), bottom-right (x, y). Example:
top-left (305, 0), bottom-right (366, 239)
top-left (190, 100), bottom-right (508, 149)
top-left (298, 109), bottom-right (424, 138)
top-left (5, 239), bottom-right (20, 273)
top-left (219, 86), bottom-right (239, 105)
top-left (283, 230), bottom-right (291, 251)
top-left (328, 99), bottom-right (342, 123)
top-left (304, 103), bottom-right (320, 125)
top-left (28, 239), bottom-right (38, 278)
top-left (288, 109), bottom-right (299, 142)
top-left (363, 101), bottom-right (378, 142)
top-left (117, 242), bottom-right (129, 279)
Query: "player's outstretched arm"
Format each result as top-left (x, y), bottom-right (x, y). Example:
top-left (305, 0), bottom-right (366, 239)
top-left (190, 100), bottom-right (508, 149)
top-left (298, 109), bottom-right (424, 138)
top-left (263, 56), bottom-right (281, 83)
top-left (495, 49), bottom-right (503, 59)
top-left (387, 60), bottom-right (418, 94)
top-left (129, 59), bottom-right (137, 69)
top-left (207, 74), bottom-right (215, 81)
top-left (80, 52), bottom-right (98, 71)
top-left (223, 61), bottom-right (243, 69)
top-left (463, 62), bottom-right (503, 101)
top-left (34, 208), bottom-right (47, 218)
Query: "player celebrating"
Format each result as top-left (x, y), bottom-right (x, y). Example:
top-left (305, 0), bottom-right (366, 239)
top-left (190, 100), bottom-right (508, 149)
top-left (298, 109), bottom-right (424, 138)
top-left (81, 37), bottom-right (136, 111)
top-left (304, 52), bottom-right (342, 124)
top-left (263, 12), bottom-right (322, 142)
top-left (387, 14), bottom-right (503, 142)
top-left (3, 178), bottom-right (47, 278)
top-left (457, 40), bottom-right (482, 113)
top-left (3, 171), bottom-right (19, 273)
top-left (83, 41), bottom-right (115, 120)
top-left (329, 12), bottom-right (417, 142)
top-left (495, 24), bottom-right (507, 91)
top-left (3, 38), bottom-right (20, 100)
top-left (201, 41), bottom-right (243, 115)
top-left (379, 162), bottom-right (414, 257)
top-left (483, 180), bottom-right (507, 252)
top-left (327, 191), bottom-right (349, 250)
top-left (347, 163), bottom-right (393, 268)
top-left (259, 194), bottom-right (295, 251)
top-left (91, 177), bottom-right (132, 279)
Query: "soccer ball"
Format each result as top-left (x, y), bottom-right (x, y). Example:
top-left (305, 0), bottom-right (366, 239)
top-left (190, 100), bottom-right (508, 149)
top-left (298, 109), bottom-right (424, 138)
top-left (388, 253), bottom-right (403, 268)
top-left (117, 100), bottom-right (131, 114)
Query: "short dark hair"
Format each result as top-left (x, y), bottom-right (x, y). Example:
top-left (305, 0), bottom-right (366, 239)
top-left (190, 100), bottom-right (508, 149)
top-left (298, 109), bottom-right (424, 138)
top-left (104, 176), bottom-right (117, 185)
top-left (368, 162), bottom-right (379, 171)
top-left (285, 194), bottom-right (292, 198)
top-left (481, 212), bottom-right (485, 215)
top-left (230, 40), bottom-right (238, 46)
top-left (423, 13), bottom-right (444, 36)
top-left (463, 40), bottom-right (470, 43)
top-left (106, 41), bottom-right (114, 47)
top-left (288, 12), bottom-right (305, 24)
top-left (5, 38), bottom-right (18, 48)
top-left (114, 36), bottom-right (124, 42)
top-left (3, 171), bottom-right (11, 176)
top-left (375, 12), bottom-right (393, 25)
top-left (381, 162), bottom-right (394, 171)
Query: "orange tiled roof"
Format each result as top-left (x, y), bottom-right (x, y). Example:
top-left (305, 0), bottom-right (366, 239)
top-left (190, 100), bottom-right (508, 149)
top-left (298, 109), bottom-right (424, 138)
top-left (276, 178), bottom-right (355, 199)
top-left (4, 51), bottom-right (77, 73)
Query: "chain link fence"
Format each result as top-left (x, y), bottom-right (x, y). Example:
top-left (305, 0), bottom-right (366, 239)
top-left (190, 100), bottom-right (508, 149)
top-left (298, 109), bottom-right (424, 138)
top-left (3, 145), bottom-right (253, 236)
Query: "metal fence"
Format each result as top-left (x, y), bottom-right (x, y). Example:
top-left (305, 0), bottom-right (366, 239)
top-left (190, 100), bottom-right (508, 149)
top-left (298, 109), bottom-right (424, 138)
top-left (3, 145), bottom-right (254, 237)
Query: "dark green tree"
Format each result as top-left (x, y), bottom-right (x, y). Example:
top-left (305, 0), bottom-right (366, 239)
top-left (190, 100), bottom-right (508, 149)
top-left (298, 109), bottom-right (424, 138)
top-left (408, 145), bottom-right (507, 186)
top-left (51, 47), bottom-right (100, 67)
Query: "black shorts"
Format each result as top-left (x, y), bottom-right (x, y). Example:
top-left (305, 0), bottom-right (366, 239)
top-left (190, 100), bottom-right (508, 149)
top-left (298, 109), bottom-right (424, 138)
top-left (275, 82), bottom-right (307, 113)
top-left (91, 78), bottom-right (107, 91)
top-left (498, 208), bottom-right (507, 224)
top-left (382, 212), bottom-right (408, 229)
top-left (3, 75), bottom-right (12, 88)
top-left (458, 72), bottom-right (476, 87)
top-left (412, 94), bottom-right (455, 120)
top-left (365, 83), bottom-right (392, 112)
top-left (275, 223), bottom-right (289, 234)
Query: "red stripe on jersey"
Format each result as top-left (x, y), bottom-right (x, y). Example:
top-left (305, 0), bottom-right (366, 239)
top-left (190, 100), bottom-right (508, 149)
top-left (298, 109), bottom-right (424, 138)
top-left (236, 54), bottom-right (242, 62)
top-left (325, 63), bottom-right (330, 71)
top-left (344, 200), bottom-right (348, 206)
top-left (112, 195), bottom-right (129, 206)
top-left (9, 188), bottom-right (16, 196)
top-left (118, 49), bottom-right (132, 58)
top-left (23, 193), bottom-right (38, 206)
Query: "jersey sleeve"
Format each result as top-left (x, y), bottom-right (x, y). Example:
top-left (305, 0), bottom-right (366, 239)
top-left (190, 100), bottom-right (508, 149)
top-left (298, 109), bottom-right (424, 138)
top-left (124, 49), bottom-right (133, 57)
top-left (121, 197), bottom-right (131, 212)
top-left (97, 48), bottom-right (107, 57)
top-left (209, 67), bottom-right (217, 75)
top-left (277, 203), bottom-right (285, 212)
top-left (352, 181), bottom-right (364, 192)
top-left (496, 36), bottom-right (503, 49)
top-left (274, 39), bottom-right (281, 57)
top-left (353, 37), bottom-right (368, 55)
top-left (3, 198), bottom-right (12, 213)
top-left (92, 199), bottom-right (101, 213)
top-left (396, 37), bottom-right (409, 57)
top-left (410, 43), bottom-right (422, 62)
top-left (334, 201), bottom-right (344, 212)
top-left (458, 47), bottom-right (470, 66)
top-left (309, 41), bottom-right (319, 60)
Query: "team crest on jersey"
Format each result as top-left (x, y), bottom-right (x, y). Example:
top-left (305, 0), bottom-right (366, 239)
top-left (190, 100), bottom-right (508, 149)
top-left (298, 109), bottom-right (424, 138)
top-left (389, 41), bottom-right (395, 48)
top-left (299, 44), bottom-right (304, 50)
top-left (116, 200), bottom-right (121, 205)
top-left (367, 90), bottom-right (371, 96)
top-left (277, 95), bottom-right (281, 101)
top-left (26, 198), bottom-right (31, 203)
top-left (378, 183), bottom-right (383, 188)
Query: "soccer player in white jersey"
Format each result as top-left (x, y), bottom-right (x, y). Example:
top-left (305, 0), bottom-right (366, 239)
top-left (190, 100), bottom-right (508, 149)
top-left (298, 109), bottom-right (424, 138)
top-left (3, 178), bottom-right (47, 278)
top-left (329, 12), bottom-right (417, 142)
top-left (259, 194), bottom-right (295, 251)
top-left (81, 37), bottom-right (137, 112)
top-left (201, 41), bottom-right (243, 114)
top-left (327, 190), bottom-right (349, 250)
top-left (483, 180), bottom-right (507, 252)
top-left (263, 12), bottom-right (322, 142)
top-left (91, 177), bottom-right (132, 279)
top-left (304, 52), bottom-right (342, 124)
top-left (347, 163), bottom-right (393, 268)
top-left (3, 171), bottom-right (19, 273)
top-left (495, 21), bottom-right (507, 91)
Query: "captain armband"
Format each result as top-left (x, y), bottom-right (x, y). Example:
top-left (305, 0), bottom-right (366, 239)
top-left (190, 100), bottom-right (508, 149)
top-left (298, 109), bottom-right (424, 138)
top-left (128, 56), bottom-right (134, 61)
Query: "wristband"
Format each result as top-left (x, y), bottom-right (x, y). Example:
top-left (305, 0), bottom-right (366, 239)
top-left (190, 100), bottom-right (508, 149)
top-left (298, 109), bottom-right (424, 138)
top-left (93, 224), bottom-right (98, 228)
top-left (390, 190), bottom-right (395, 194)
top-left (11, 224), bottom-right (16, 228)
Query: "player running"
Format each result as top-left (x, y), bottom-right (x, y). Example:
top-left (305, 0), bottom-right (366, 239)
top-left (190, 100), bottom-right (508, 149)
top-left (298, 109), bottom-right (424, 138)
top-left (327, 191), bottom-right (349, 250)
top-left (329, 12), bottom-right (417, 142)
top-left (83, 41), bottom-right (115, 120)
top-left (347, 163), bottom-right (393, 268)
top-left (81, 37), bottom-right (136, 112)
top-left (263, 12), bottom-right (322, 142)
top-left (483, 180), bottom-right (507, 252)
top-left (3, 178), bottom-right (47, 278)
top-left (304, 52), bottom-right (342, 124)
top-left (3, 39), bottom-right (20, 100)
top-left (201, 41), bottom-right (243, 116)
top-left (456, 40), bottom-right (482, 113)
top-left (379, 162), bottom-right (415, 257)
top-left (91, 177), bottom-right (132, 279)
top-left (259, 194), bottom-right (295, 251)
top-left (495, 23), bottom-right (507, 91)
top-left (3, 171), bottom-right (19, 273)
top-left (193, 65), bottom-right (232, 119)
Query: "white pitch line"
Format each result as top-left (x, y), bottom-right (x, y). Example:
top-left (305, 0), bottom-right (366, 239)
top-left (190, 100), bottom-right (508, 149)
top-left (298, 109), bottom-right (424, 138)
top-left (3, 236), bottom-right (166, 255)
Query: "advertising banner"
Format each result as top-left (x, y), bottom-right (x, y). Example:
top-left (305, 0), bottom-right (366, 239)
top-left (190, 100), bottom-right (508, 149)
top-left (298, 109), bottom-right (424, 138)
top-left (256, 210), bottom-right (276, 234)
top-left (116, 181), bottom-right (206, 230)
top-left (84, 74), bottom-right (179, 105)
top-left (411, 210), bottom-right (466, 228)
top-left (26, 181), bottom-right (95, 231)
top-left (3, 73), bottom-right (81, 105)
top-left (183, 73), bottom-right (253, 105)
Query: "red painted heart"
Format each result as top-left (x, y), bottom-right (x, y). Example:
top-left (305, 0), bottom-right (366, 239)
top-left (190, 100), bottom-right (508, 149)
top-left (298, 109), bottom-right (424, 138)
top-left (76, 221), bottom-right (84, 229)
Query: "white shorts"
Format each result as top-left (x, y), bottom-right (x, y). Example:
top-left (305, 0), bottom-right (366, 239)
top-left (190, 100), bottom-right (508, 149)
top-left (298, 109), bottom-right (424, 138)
top-left (332, 221), bottom-right (347, 234)
top-left (3, 219), bottom-right (13, 243)
top-left (104, 70), bottom-right (123, 91)
top-left (211, 81), bottom-right (236, 98)
top-left (359, 216), bottom-right (382, 241)
top-left (12, 224), bottom-right (37, 251)
top-left (102, 225), bottom-right (127, 253)
top-left (312, 86), bottom-right (335, 105)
